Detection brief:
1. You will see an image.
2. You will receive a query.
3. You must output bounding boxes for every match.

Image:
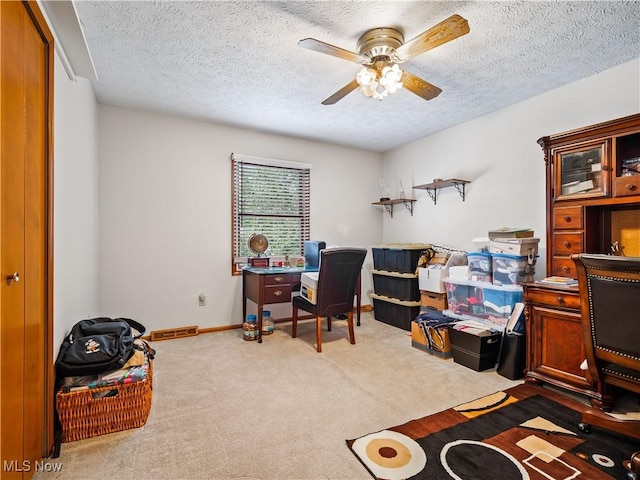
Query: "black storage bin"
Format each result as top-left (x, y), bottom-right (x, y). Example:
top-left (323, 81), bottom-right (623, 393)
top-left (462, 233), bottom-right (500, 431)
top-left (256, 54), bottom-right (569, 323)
top-left (372, 273), bottom-right (420, 301)
top-left (371, 294), bottom-right (420, 331)
top-left (448, 326), bottom-right (502, 371)
top-left (371, 245), bottom-right (427, 274)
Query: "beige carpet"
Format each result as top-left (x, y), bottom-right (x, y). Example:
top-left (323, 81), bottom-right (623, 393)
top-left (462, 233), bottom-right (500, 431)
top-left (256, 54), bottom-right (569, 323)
top-left (35, 313), bottom-right (521, 480)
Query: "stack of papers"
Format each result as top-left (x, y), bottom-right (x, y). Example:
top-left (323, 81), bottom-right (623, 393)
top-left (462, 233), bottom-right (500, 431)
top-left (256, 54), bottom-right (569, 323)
top-left (539, 276), bottom-right (578, 286)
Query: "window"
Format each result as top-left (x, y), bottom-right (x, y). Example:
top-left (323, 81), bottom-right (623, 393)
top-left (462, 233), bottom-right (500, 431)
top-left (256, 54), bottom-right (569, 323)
top-left (231, 154), bottom-right (311, 274)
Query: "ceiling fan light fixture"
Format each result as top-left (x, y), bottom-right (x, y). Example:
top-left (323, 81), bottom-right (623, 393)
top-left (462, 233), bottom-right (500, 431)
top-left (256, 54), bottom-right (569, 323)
top-left (356, 67), bottom-right (377, 86)
top-left (356, 63), bottom-right (403, 100)
top-left (360, 82), bottom-right (378, 98)
top-left (380, 64), bottom-right (403, 93)
top-left (300, 14), bottom-right (469, 104)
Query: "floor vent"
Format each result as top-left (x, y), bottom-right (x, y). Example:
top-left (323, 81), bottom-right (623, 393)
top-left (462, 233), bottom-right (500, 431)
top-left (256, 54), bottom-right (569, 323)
top-left (150, 325), bottom-right (199, 342)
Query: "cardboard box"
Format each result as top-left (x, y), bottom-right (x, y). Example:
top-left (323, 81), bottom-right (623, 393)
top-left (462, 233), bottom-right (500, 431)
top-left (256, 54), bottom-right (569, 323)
top-left (420, 291), bottom-right (447, 311)
top-left (489, 238), bottom-right (540, 256)
top-left (448, 324), bottom-right (501, 371)
top-left (411, 317), bottom-right (452, 359)
top-left (418, 251), bottom-right (467, 293)
top-left (300, 272), bottom-right (318, 304)
top-left (418, 266), bottom-right (448, 293)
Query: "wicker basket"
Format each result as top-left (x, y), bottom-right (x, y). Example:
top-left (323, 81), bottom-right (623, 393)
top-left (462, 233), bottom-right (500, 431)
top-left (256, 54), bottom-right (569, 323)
top-left (57, 361), bottom-right (153, 443)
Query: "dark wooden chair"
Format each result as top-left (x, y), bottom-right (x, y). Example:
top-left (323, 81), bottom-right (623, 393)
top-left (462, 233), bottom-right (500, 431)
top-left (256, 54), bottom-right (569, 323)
top-left (572, 253), bottom-right (640, 478)
top-left (292, 248), bottom-right (366, 352)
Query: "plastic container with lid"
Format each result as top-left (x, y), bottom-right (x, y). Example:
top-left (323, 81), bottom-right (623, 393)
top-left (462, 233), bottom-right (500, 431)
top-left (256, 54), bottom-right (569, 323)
top-left (467, 252), bottom-right (493, 283)
top-left (243, 314), bottom-right (258, 341)
top-left (261, 310), bottom-right (274, 335)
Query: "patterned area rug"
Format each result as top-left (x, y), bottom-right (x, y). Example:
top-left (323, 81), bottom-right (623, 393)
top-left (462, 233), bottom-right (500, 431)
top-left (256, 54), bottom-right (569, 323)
top-left (347, 383), bottom-right (637, 479)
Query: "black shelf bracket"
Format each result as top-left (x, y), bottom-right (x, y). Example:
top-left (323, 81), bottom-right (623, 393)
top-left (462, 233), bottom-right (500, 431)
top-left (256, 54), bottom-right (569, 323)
top-left (412, 179), bottom-right (470, 205)
top-left (403, 200), bottom-right (414, 216)
top-left (425, 189), bottom-right (438, 205)
top-left (371, 198), bottom-right (416, 217)
top-left (453, 181), bottom-right (467, 201)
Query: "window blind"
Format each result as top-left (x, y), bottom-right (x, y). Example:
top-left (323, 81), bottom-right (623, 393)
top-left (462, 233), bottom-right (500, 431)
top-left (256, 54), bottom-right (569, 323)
top-left (232, 154), bottom-right (310, 273)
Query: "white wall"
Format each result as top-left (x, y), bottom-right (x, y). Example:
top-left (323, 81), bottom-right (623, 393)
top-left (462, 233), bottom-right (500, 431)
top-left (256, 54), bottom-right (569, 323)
top-left (382, 58), bottom-right (640, 278)
top-left (53, 52), bottom-right (100, 351)
top-left (97, 107), bottom-right (382, 331)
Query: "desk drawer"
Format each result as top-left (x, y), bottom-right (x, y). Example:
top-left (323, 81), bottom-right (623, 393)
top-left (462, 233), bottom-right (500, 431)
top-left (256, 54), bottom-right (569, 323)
top-left (552, 257), bottom-right (578, 278)
top-left (265, 274), bottom-right (293, 285)
top-left (525, 286), bottom-right (580, 310)
top-left (264, 284), bottom-right (294, 303)
top-left (614, 175), bottom-right (640, 198)
top-left (553, 206), bottom-right (583, 230)
top-left (553, 232), bottom-right (583, 255)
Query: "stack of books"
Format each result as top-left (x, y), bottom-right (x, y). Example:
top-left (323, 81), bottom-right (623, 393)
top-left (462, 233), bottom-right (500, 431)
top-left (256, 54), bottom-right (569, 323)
top-left (487, 227), bottom-right (534, 239)
top-left (538, 276), bottom-right (578, 286)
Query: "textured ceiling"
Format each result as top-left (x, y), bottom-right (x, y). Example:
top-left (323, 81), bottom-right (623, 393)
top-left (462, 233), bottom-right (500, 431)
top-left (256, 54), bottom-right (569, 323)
top-left (72, 1), bottom-right (640, 152)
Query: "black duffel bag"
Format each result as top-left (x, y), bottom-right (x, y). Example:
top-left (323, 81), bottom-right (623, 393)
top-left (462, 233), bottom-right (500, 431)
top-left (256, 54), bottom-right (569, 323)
top-left (55, 317), bottom-right (146, 377)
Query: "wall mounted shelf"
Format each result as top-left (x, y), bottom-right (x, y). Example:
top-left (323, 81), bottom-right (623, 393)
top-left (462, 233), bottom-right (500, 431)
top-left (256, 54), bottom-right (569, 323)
top-left (413, 178), bottom-right (470, 205)
top-left (371, 198), bottom-right (416, 217)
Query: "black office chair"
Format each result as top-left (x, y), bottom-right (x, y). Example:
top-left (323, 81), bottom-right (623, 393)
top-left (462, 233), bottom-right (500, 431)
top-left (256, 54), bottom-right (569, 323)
top-left (572, 253), bottom-right (640, 478)
top-left (291, 248), bottom-right (366, 353)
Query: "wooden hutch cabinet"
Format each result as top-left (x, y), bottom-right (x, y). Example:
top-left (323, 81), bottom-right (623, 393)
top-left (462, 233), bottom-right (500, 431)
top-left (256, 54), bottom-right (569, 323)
top-left (524, 113), bottom-right (640, 408)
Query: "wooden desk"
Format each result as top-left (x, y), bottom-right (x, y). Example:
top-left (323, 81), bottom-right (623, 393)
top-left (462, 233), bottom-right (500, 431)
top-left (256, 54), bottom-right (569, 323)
top-left (242, 266), bottom-right (361, 343)
top-left (523, 282), bottom-right (610, 409)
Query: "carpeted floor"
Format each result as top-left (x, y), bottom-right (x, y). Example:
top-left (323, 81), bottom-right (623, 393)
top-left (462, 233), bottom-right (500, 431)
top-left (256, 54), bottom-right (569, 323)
top-left (35, 314), bottom-right (526, 479)
top-left (348, 382), bottom-right (638, 479)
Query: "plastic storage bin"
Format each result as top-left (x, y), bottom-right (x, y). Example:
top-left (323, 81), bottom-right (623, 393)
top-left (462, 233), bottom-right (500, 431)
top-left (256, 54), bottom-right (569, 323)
top-left (370, 293), bottom-right (420, 331)
top-left (466, 252), bottom-right (493, 283)
top-left (491, 253), bottom-right (537, 286)
top-left (443, 278), bottom-right (523, 329)
top-left (372, 270), bottom-right (420, 301)
top-left (371, 244), bottom-right (430, 274)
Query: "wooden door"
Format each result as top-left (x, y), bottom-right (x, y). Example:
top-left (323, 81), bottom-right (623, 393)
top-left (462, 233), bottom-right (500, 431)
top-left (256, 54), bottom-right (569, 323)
top-left (1, 1), bottom-right (53, 477)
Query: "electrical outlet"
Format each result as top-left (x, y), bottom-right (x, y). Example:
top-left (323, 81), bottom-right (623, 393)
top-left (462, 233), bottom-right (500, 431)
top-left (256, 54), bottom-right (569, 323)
top-left (198, 294), bottom-right (206, 306)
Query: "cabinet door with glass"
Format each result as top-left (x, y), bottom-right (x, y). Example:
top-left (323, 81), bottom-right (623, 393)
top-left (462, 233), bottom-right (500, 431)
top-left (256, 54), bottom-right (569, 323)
top-left (553, 140), bottom-right (610, 200)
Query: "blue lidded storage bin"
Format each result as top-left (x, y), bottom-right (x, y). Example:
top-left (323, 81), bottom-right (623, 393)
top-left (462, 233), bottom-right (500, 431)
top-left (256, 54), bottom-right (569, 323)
top-left (491, 253), bottom-right (537, 286)
top-left (467, 252), bottom-right (493, 283)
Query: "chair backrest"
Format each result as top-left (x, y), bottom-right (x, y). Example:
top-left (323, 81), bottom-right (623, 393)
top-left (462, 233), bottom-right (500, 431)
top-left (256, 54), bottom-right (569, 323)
top-left (315, 248), bottom-right (367, 317)
top-left (572, 253), bottom-right (640, 392)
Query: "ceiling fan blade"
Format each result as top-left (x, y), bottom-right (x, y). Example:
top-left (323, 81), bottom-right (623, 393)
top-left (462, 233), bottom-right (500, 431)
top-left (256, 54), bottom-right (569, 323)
top-left (321, 79), bottom-right (360, 105)
top-left (298, 38), bottom-right (366, 64)
top-left (401, 71), bottom-right (442, 101)
top-left (394, 14), bottom-right (469, 61)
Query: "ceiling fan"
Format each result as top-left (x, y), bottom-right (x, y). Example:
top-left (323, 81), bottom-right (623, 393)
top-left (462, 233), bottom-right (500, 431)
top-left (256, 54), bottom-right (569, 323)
top-left (298, 14), bottom-right (469, 105)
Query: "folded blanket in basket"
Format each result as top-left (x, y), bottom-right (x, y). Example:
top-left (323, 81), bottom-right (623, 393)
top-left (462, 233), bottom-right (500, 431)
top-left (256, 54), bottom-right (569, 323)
top-left (62, 362), bottom-right (149, 392)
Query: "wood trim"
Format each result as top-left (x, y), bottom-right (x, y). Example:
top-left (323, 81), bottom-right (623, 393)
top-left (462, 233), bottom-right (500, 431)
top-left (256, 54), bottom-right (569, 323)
top-left (184, 306), bottom-right (373, 337)
top-left (24, 0), bottom-right (55, 458)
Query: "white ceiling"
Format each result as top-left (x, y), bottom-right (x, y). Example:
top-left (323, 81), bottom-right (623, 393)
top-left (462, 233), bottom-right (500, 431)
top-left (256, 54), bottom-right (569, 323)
top-left (70, 1), bottom-right (640, 152)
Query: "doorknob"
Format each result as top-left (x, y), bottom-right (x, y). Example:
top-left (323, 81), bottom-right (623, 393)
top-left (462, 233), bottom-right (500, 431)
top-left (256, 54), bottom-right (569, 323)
top-left (6, 272), bottom-right (19, 285)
